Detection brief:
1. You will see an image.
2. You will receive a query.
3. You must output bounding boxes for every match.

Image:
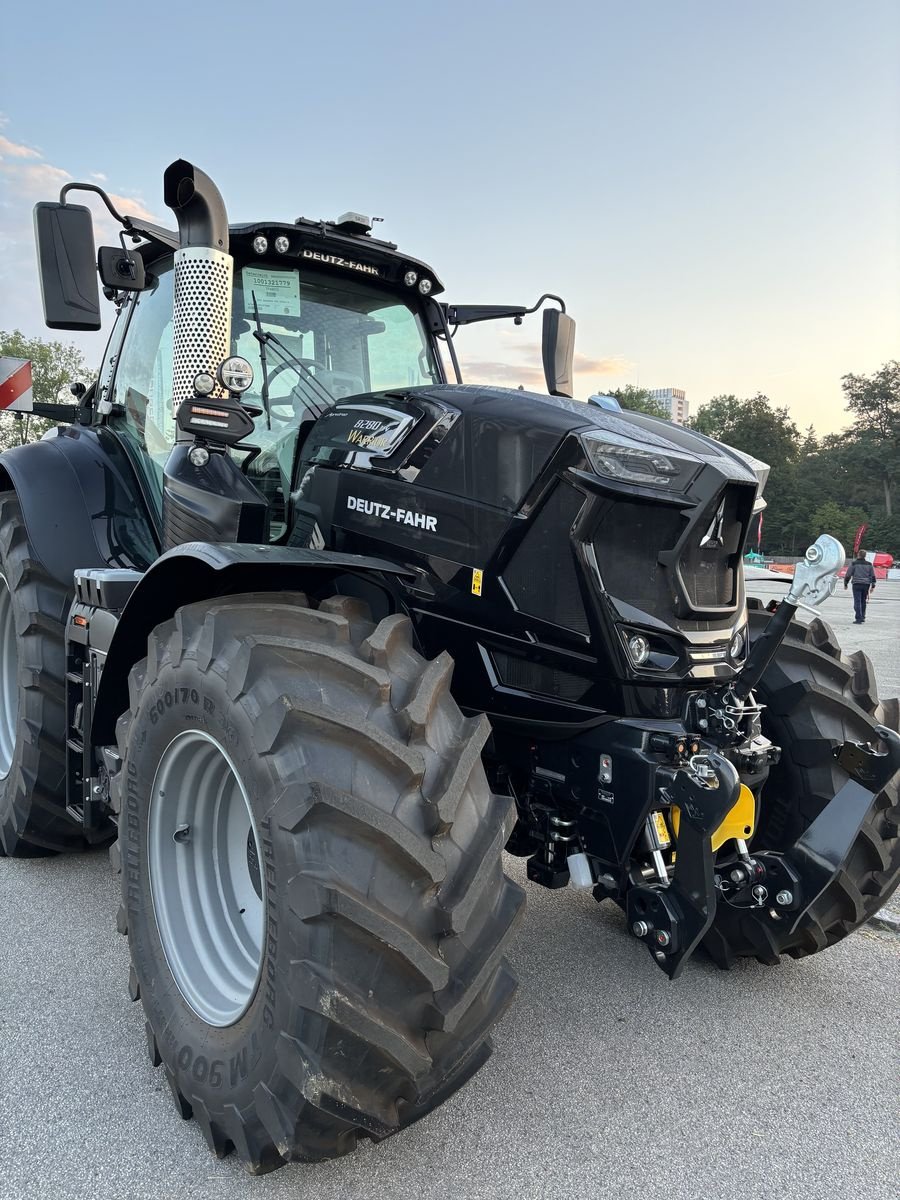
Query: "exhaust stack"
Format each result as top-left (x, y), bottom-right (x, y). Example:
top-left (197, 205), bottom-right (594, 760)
top-left (163, 159), bottom-right (233, 412)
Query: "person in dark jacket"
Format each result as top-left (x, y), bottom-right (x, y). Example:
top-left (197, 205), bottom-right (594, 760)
top-left (844, 553), bottom-right (877, 623)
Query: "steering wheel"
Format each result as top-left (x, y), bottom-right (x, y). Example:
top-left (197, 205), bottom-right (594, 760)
top-left (265, 358), bottom-right (329, 422)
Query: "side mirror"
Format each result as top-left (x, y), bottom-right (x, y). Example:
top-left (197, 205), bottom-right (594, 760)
top-left (542, 309), bottom-right (576, 398)
top-left (98, 245), bottom-right (146, 292)
top-left (33, 202), bottom-right (101, 331)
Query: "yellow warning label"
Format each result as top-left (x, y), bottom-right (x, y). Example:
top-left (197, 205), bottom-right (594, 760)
top-left (471, 568), bottom-right (483, 596)
top-left (651, 810), bottom-right (671, 848)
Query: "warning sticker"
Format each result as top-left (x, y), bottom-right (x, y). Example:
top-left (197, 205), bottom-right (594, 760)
top-left (471, 568), bottom-right (483, 597)
top-left (242, 266), bottom-right (301, 318)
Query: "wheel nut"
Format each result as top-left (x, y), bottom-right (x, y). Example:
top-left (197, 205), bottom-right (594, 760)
top-left (655, 930), bottom-right (671, 947)
top-left (632, 920), bottom-right (650, 938)
top-left (775, 890), bottom-right (793, 906)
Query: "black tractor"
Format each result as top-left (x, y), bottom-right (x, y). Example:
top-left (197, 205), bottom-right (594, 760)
top-left (2, 160), bottom-right (897, 1174)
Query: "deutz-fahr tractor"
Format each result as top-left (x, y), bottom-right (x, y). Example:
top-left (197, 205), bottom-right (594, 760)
top-left (2, 159), bottom-right (897, 1174)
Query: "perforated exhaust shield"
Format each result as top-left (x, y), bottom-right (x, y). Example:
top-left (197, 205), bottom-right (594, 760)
top-left (172, 246), bottom-right (233, 413)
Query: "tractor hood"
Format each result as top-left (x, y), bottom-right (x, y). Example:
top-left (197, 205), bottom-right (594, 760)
top-left (300, 383), bottom-right (764, 516)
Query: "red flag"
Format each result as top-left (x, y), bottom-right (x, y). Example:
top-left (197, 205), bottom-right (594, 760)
top-left (852, 523), bottom-right (868, 556)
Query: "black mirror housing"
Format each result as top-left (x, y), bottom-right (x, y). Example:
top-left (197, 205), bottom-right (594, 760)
top-left (542, 309), bottom-right (576, 398)
top-left (33, 202), bottom-right (101, 331)
top-left (97, 246), bottom-right (147, 292)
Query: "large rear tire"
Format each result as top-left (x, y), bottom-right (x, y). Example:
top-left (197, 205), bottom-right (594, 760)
top-left (110, 592), bottom-right (524, 1173)
top-left (704, 603), bottom-right (900, 966)
top-left (0, 491), bottom-right (80, 856)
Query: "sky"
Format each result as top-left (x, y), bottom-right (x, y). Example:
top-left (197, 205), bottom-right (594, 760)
top-left (1, 0), bottom-right (897, 434)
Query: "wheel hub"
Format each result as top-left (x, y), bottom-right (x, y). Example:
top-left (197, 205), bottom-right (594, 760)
top-left (148, 731), bottom-right (266, 1027)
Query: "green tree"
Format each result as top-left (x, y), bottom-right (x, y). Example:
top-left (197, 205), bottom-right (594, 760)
top-left (808, 501), bottom-right (869, 555)
top-left (607, 386), bottom-right (670, 420)
top-left (0, 330), bottom-right (94, 451)
top-left (839, 361), bottom-right (900, 517)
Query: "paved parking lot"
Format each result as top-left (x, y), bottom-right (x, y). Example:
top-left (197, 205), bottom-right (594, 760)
top-left (1, 585), bottom-right (897, 1200)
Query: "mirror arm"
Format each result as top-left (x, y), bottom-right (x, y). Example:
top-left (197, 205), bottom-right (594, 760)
top-left (59, 182), bottom-right (127, 225)
top-left (444, 293), bottom-right (567, 328)
top-left (58, 183), bottom-right (179, 251)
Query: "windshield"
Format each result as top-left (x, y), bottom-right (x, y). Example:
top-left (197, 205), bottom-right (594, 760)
top-left (234, 263), bottom-right (441, 537)
top-left (109, 258), bottom-right (442, 542)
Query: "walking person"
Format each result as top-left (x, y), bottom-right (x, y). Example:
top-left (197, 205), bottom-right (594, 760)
top-left (844, 553), bottom-right (877, 624)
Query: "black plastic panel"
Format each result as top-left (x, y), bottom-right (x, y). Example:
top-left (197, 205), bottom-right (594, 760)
top-left (504, 482), bottom-right (590, 635)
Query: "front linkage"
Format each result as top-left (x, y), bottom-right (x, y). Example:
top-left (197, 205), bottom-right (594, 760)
top-left (511, 535), bottom-right (900, 978)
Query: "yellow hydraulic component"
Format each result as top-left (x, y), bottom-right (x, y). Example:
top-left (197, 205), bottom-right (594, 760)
top-left (671, 783), bottom-right (756, 852)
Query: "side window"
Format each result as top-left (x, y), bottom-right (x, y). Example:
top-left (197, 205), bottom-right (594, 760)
top-left (109, 259), bottom-right (175, 506)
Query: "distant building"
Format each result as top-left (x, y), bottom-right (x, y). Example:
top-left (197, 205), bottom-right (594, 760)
top-left (649, 387), bottom-right (689, 425)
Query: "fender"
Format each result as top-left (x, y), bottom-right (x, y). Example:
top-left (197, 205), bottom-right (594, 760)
top-left (90, 541), bottom-right (416, 745)
top-left (0, 425), bottom-right (158, 588)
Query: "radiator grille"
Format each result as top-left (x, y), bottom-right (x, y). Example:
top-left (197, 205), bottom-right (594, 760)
top-left (503, 483), bottom-right (589, 634)
top-left (494, 653), bottom-right (593, 702)
top-left (595, 500), bottom-right (684, 615)
top-left (595, 487), bottom-right (746, 617)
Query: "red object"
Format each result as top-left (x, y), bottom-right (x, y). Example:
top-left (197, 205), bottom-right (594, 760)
top-left (0, 358), bottom-right (33, 411)
top-left (756, 513), bottom-right (763, 550)
top-left (852, 523), bottom-right (868, 555)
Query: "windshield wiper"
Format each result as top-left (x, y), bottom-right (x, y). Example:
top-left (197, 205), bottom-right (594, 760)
top-left (250, 292), bottom-right (272, 430)
top-left (250, 318), bottom-right (334, 419)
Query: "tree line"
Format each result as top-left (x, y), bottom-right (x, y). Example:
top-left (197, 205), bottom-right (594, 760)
top-left (2, 329), bottom-right (897, 558)
top-left (609, 366), bottom-right (900, 557)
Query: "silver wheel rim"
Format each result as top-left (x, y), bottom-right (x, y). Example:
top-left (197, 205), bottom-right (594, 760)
top-left (0, 572), bottom-right (19, 779)
top-left (148, 731), bottom-right (266, 1027)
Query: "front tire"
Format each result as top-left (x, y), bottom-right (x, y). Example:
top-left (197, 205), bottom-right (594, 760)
top-left (0, 491), bottom-right (80, 856)
top-left (111, 592), bottom-right (523, 1173)
top-left (704, 604), bottom-right (900, 966)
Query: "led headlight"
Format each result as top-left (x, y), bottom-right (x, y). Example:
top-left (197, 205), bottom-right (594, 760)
top-left (627, 634), bottom-right (651, 666)
top-left (730, 627), bottom-right (747, 660)
top-left (582, 430), bottom-right (700, 490)
top-left (274, 235), bottom-right (290, 254)
top-left (252, 236), bottom-right (268, 254)
top-left (404, 270), bottom-right (418, 286)
top-left (217, 356), bottom-right (254, 394)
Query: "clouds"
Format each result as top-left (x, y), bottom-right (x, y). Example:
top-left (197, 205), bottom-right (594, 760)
top-left (457, 345), bottom-right (633, 394)
top-left (0, 135), bottom-right (41, 160)
top-left (0, 117), bottom-right (155, 342)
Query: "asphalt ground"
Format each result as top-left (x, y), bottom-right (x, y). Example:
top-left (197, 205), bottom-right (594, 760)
top-left (1, 585), bottom-right (898, 1200)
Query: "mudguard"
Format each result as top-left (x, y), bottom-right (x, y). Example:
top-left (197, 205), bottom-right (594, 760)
top-left (90, 541), bottom-right (416, 745)
top-left (0, 425), bottom-right (158, 587)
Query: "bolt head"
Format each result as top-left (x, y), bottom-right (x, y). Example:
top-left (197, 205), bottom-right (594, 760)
top-left (730, 868), bottom-right (745, 883)
top-left (632, 920), bottom-right (650, 938)
top-left (655, 930), bottom-right (671, 947)
top-left (775, 889), bottom-right (793, 906)
top-left (751, 884), bottom-right (768, 904)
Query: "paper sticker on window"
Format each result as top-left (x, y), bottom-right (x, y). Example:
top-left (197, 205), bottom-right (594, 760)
top-left (242, 266), bottom-right (301, 318)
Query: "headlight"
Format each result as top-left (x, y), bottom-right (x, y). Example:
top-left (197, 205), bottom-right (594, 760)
top-left (582, 430), bottom-right (700, 490)
top-left (729, 627), bottom-right (747, 661)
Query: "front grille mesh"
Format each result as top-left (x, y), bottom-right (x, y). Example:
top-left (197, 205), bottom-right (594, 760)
top-left (493, 653), bottom-right (592, 702)
top-left (595, 487), bottom-right (746, 616)
top-left (595, 500), bottom-right (684, 615)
